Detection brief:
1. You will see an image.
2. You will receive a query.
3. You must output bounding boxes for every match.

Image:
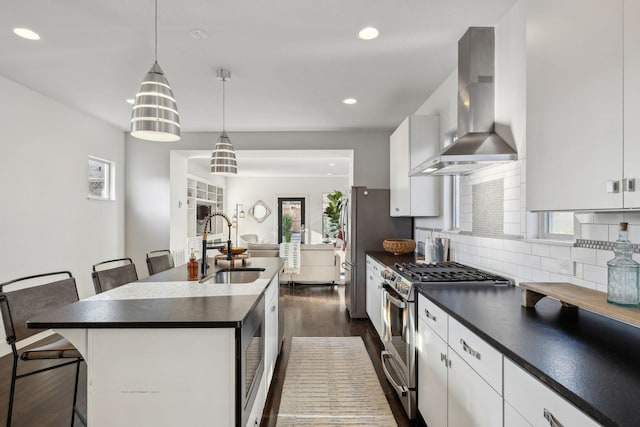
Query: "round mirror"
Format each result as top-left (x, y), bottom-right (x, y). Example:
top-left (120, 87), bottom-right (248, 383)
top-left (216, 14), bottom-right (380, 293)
top-left (249, 200), bottom-right (271, 223)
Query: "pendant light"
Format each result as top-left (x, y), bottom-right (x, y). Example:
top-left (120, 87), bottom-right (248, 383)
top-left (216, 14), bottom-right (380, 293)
top-left (130, 0), bottom-right (180, 142)
top-left (210, 68), bottom-right (238, 175)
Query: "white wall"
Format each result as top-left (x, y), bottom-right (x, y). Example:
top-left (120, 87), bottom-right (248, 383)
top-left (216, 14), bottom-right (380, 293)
top-left (0, 75), bottom-right (125, 355)
top-left (414, 0), bottom-right (640, 291)
top-left (226, 176), bottom-right (349, 245)
top-left (126, 130), bottom-right (389, 269)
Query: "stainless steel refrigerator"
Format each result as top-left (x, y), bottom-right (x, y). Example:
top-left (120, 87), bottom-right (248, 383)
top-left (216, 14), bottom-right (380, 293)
top-left (342, 187), bottom-right (413, 318)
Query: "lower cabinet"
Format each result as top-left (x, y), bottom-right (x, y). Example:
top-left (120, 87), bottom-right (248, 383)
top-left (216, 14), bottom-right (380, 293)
top-left (417, 317), bottom-right (448, 427)
top-left (504, 358), bottom-right (601, 427)
top-left (447, 350), bottom-right (502, 427)
top-left (417, 293), bottom-right (603, 427)
top-left (365, 256), bottom-right (384, 339)
top-left (417, 295), bottom-right (502, 427)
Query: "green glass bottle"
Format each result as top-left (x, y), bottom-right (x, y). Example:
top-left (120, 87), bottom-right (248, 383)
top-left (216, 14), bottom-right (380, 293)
top-left (607, 222), bottom-right (639, 306)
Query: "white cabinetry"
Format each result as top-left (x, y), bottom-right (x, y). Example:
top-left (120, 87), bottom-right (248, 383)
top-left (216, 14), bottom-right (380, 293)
top-left (416, 295), bottom-right (501, 427)
top-left (624, 0), bottom-right (640, 208)
top-left (365, 256), bottom-right (385, 339)
top-left (504, 358), bottom-right (601, 427)
top-left (417, 312), bottom-right (447, 427)
top-left (526, 0), bottom-right (640, 211)
top-left (264, 275), bottom-right (280, 387)
top-left (390, 115), bottom-right (440, 217)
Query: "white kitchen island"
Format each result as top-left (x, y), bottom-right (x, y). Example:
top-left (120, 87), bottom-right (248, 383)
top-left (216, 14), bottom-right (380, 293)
top-left (28, 258), bottom-right (283, 427)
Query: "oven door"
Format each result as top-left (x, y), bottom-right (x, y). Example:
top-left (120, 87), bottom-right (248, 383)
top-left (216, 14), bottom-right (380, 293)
top-left (381, 284), bottom-right (416, 419)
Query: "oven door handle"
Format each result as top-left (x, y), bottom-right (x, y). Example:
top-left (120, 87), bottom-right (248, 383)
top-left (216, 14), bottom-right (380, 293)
top-left (383, 289), bottom-right (407, 309)
top-left (381, 351), bottom-right (409, 396)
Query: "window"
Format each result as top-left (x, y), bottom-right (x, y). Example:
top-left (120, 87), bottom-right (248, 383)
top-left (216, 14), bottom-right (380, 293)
top-left (540, 212), bottom-right (574, 240)
top-left (88, 156), bottom-right (115, 200)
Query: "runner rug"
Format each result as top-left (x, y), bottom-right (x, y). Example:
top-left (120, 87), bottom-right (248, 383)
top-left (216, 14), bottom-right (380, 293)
top-left (276, 336), bottom-right (397, 426)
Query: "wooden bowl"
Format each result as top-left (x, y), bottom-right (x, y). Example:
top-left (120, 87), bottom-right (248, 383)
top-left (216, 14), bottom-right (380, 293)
top-left (218, 247), bottom-right (248, 256)
top-left (383, 238), bottom-right (416, 255)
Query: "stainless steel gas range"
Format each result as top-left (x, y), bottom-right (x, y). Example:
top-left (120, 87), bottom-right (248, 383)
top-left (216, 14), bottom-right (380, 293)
top-left (380, 261), bottom-right (512, 419)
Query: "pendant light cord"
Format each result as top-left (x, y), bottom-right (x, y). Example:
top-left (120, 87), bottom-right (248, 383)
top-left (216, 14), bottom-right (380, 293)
top-left (154, 0), bottom-right (158, 62)
top-left (222, 78), bottom-right (226, 132)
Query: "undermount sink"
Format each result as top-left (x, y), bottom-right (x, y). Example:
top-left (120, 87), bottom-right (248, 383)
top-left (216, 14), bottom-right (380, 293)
top-left (201, 268), bottom-right (265, 284)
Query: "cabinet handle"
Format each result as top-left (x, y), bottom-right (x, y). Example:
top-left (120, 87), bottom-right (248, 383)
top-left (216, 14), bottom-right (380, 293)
top-left (543, 408), bottom-right (564, 427)
top-left (606, 180), bottom-right (620, 193)
top-left (271, 305), bottom-right (276, 312)
top-left (623, 178), bottom-right (636, 192)
top-left (424, 308), bottom-right (437, 322)
top-left (440, 353), bottom-right (447, 365)
top-left (460, 339), bottom-right (481, 360)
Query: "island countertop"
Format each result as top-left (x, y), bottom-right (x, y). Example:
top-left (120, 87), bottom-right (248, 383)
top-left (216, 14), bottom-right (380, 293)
top-left (27, 256), bottom-right (283, 330)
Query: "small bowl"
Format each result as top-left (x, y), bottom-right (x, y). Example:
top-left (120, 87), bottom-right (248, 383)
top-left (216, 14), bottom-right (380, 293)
top-left (383, 238), bottom-right (416, 255)
top-left (218, 247), bottom-right (247, 256)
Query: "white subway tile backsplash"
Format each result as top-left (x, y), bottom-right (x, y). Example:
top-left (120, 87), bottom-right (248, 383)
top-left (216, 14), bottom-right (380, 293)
top-left (595, 283), bottom-right (607, 293)
top-left (504, 187), bottom-right (520, 201)
top-left (540, 257), bottom-right (560, 273)
top-left (532, 244), bottom-right (550, 257)
top-left (504, 240), bottom-right (532, 254)
top-left (504, 211), bottom-right (520, 224)
top-left (571, 277), bottom-right (597, 290)
top-left (575, 263), bottom-right (583, 279)
top-left (629, 224), bottom-right (640, 243)
top-left (516, 265), bottom-right (533, 281)
top-left (504, 199), bottom-right (520, 212)
top-left (609, 224), bottom-right (619, 242)
top-left (549, 245), bottom-right (571, 260)
top-left (582, 264), bottom-right (608, 285)
top-left (558, 260), bottom-right (572, 275)
top-left (593, 212), bottom-right (624, 224)
top-left (575, 213), bottom-right (595, 224)
top-left (580, 224), bottom-right (609, 241)
top-left (549, 273), bottom-right (572, 283)
top-left (572, 247), bottom-right (597, 265)
top-left (523, 254), bottom-right (541, 269)
top-left (596, 249), bottom-right (613, 267)
top-left (532, 269), bottom-right (550, 282)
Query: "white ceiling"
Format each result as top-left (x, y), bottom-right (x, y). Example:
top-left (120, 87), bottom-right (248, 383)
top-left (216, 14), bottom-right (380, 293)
top-left (1, 0), bottom-right (518, 134)
top-left (187, 149), bottom-right (352, 178)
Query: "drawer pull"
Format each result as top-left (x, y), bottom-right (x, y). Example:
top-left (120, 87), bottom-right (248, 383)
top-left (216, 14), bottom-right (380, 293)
top-left (543, 408), bottom-right (564, 427)
top-left (460, 339), bottom-right (481, 360)
top-left (424, 309), bottom-right (437, 322)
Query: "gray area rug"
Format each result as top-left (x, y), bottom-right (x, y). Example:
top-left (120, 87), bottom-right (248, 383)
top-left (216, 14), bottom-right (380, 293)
top-left (276, 337), bottom-right (397, 426)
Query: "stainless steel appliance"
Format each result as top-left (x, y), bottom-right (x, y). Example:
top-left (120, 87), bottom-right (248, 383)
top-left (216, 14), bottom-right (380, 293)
top-left (240, 294), bottom-right (264, 427)
top-left (342, 187), bottom-right (413, 318)
top-left (380, 261), bottom-right (511, 419)
top-left (410, 26), bottom-right (517, 177)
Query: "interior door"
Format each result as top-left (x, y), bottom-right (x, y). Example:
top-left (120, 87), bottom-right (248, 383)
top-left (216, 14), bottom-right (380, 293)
top-left (277, 197), bottom-right (305, 243)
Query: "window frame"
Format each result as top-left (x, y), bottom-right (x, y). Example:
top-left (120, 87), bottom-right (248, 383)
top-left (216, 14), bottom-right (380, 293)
top-left (88, 156), bottom-right (115, 201)
top-left (539, 211), bottom-right (574, 241)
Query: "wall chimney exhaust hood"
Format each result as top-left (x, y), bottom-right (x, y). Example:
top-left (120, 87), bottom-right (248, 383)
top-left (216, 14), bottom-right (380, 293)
top-left (410, 27), bottom-right (517, 176)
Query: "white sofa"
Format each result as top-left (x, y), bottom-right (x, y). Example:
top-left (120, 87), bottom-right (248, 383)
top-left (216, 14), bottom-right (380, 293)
top-left (247, 243), bottom-right (341, 284)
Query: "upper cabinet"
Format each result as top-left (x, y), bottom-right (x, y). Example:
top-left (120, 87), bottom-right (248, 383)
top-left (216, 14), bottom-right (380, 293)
top-left (527, 0), bottom-right (639, 211)
top-left (624, 0), bottom-right (640, 208)
top-left (390, 115), bottom-right (441, 217)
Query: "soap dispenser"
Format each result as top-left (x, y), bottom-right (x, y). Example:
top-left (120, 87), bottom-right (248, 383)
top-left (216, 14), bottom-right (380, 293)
top-left (188, 249), bottom-right (199, 281)
top-left (607, 222), bottom-right (639, 306)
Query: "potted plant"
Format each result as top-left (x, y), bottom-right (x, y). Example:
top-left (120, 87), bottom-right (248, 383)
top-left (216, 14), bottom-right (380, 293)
top-left (323, 190), bottom-right (343, 239)
top-left (282, 213), bottom-right (293, 243)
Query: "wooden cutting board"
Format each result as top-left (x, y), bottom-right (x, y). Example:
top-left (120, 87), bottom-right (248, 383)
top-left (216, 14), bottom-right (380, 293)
top-left (520, 282), bottom-right (640, 328)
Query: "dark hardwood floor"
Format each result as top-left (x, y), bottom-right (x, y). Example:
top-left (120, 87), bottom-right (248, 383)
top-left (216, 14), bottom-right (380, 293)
top-left (0, 284), bottom-right (414, 426)
top-left (261, 283), bottom-right (415, 427)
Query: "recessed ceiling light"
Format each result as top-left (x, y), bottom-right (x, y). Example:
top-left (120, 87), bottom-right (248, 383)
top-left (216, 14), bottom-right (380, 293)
top-left (189, 29), bottom-right (209, 40)
top-left (13, 28), bottom-right (40, 41)
top-left (358, 26), bottom-right (379, 40)
top-left (342, 98), bottom-right (357, 105)
top-left (126, 98), bottom-right (135, 105)
top-left (327, 172), bottom-right (334, 176)
top-left (329, 163), bottom-right (336, 166)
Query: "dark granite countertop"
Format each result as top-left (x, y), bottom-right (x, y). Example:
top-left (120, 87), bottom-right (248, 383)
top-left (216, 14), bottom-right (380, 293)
top-left (28, 257), bottom-right (283, 330)
top-left (366, 251), bottom-right (639, 427)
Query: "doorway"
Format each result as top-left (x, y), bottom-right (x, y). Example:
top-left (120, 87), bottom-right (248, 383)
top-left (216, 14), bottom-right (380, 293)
top-left (278, 198), bottom-right (305, 243)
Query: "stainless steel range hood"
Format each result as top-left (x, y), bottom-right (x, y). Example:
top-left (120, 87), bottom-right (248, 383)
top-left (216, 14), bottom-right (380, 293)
top-left (411, 27), bottom-right (517, 176)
